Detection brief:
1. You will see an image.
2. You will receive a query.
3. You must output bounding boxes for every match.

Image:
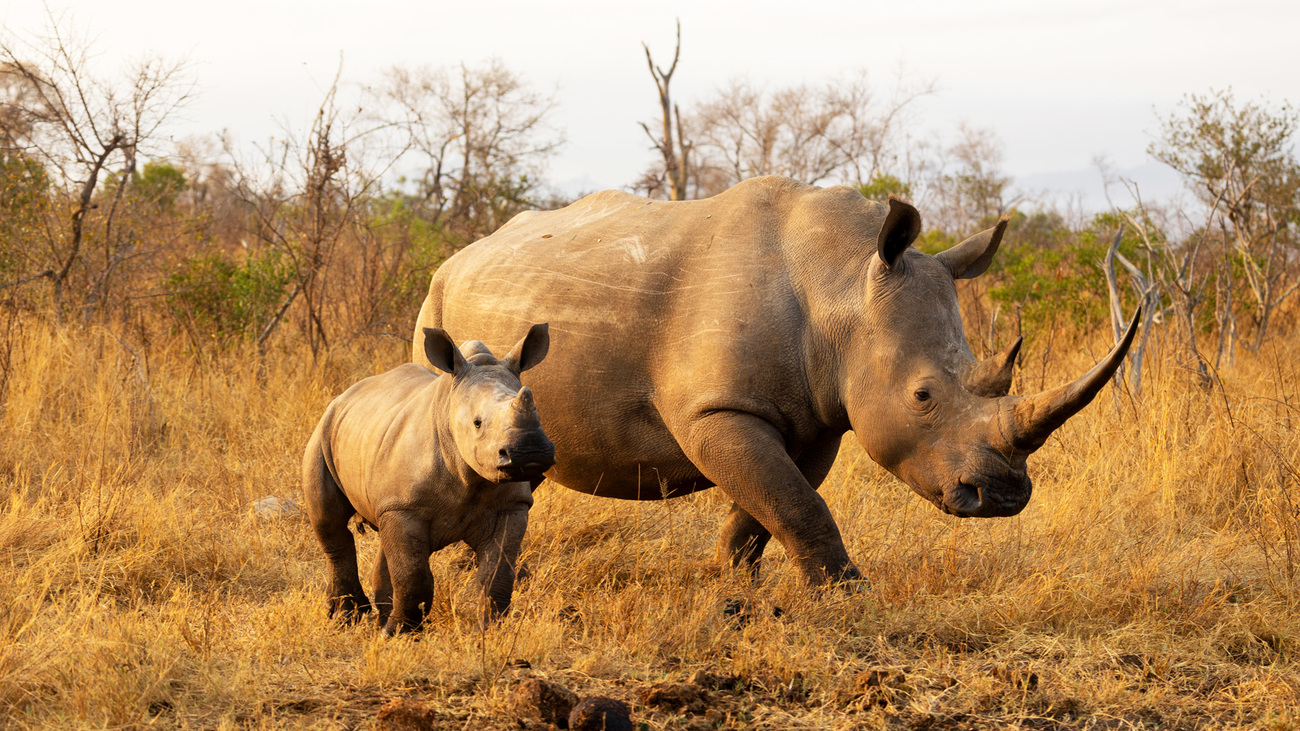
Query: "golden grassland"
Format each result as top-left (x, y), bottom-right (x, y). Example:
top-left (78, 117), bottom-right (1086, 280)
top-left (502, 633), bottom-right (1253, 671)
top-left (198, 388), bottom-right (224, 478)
top-left (0, 317), bottom-right (1298, 730)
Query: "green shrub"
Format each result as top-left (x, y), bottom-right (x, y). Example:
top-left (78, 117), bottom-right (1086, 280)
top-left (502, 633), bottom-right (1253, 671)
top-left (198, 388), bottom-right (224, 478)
top-left (166, 249), bottom-right (293, 346)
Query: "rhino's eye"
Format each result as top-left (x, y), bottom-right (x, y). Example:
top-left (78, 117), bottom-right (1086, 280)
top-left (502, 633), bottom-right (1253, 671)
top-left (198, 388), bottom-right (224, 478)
top-left (914, 389), bottom-right (931, 403)
top-left (473, 417), bottom-right (482, 430)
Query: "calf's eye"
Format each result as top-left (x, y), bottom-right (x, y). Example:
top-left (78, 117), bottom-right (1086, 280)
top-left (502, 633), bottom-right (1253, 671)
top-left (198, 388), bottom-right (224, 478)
top-left (473, 417), bottom-right (482, 429)
top-left (914, 389), bottom-right (931, 403)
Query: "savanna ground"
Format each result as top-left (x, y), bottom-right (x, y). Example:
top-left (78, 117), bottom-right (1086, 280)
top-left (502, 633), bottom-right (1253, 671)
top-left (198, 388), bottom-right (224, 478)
top-left (1, 314), bottom-right (1299, 731)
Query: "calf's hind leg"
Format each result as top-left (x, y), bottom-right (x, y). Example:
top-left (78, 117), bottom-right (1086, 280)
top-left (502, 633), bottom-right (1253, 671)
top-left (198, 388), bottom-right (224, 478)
top-left (370, 547), bottom-right (393, 628)
top-left (302, 437), bottom-right (371, 622)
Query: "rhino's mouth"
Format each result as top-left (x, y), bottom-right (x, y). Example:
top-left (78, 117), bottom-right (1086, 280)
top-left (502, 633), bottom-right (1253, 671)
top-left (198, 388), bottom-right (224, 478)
top-left (942, 477), bottom-right (1030, 518)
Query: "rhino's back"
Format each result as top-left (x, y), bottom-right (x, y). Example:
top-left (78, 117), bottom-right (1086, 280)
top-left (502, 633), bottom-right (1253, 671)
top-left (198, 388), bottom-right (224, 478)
top-left (419, 177), bottom-right (883, 499)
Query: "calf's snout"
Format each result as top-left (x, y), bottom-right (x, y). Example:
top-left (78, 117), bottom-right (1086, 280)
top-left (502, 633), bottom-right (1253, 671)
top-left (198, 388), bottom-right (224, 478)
top-left (496, 434), bottom-right (556, 477)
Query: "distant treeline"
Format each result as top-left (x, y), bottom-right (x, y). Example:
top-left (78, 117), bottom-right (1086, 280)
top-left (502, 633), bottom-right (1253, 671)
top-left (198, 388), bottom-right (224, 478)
top-left (0, 17), bottom-right (1296, 387)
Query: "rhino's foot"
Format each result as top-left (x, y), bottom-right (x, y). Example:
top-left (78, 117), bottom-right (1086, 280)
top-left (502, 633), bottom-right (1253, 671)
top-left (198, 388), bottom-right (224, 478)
top-left (327, 592), bottom-right (372, 624)
top-left (380, 616), bottom-right (424, 638)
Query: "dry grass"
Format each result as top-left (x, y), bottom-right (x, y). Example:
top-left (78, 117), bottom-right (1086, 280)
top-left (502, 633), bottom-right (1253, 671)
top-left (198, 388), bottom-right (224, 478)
top-left (1, 318), bottom-right (1298, 730)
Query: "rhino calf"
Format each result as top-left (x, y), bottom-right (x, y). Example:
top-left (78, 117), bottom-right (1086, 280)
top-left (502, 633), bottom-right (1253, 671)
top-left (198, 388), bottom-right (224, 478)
top-left (303, 324), bottom-right (554, 635)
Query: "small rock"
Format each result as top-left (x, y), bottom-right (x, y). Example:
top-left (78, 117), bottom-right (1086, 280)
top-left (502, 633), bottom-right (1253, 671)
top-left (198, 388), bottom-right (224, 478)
top-left (510, 678), bottom-right (578, 727)
top-left (375, 699), bottom-right (447, 731)
top-left (688, 669), bottom-right (744, 691)
top-left (568, 696), bottom-right (633, 731)
top-left (638, 682), bottom-right (706, 714)
top-left (251, 496), bottom-right (301, 518)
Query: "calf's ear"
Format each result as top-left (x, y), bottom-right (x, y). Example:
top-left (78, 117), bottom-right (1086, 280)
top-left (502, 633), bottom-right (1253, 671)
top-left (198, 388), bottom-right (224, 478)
top-left (505, 323), bottom-right (550, 373)
top-left (423, 327), bottom-right (468, 376)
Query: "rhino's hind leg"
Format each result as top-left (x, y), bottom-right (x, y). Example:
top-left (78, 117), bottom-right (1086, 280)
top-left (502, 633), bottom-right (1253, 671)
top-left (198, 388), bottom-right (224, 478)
top-left (715, 432), bottom-right (844, 578)
top-left (377, 511), bottom-right (434, 636)
top-left (303, 438), bottom-right (371, 623)
top-left (716, 505), bottom-right (771, 575)
top-left (684, 412), bottom-right (860, 585)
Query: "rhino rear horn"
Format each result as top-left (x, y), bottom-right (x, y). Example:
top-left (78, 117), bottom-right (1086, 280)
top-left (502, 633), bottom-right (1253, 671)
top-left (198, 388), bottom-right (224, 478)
top-left (937, 216), bottom-right (1009, 279)
top-left (877, 197), bottom-right (922, 268)
top-left (1008, 307), bottom-right (1140, 452)
top-left (966, 336), bottom-right (1022, 397)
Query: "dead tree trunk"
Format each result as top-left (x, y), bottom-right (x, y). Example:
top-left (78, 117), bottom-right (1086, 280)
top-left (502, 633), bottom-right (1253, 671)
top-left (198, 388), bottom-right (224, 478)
top-left (639, 20), bottom-right (691, 201)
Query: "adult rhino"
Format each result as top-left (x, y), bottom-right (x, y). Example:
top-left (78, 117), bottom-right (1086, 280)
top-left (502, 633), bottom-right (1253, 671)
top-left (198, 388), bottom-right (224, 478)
top-left (413, 176), bottom-right (1137, 585)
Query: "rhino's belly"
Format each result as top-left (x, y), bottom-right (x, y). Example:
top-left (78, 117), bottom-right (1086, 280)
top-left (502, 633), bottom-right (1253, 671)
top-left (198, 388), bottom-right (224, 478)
top-left (544, 431), bottom-right (715, 501)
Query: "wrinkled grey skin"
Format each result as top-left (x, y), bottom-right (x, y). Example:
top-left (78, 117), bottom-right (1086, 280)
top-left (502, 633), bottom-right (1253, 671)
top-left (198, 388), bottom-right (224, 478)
top-left (304, 324), bottom-right (555, 634)
top-left (412, 177), bottom-right (1138, 585)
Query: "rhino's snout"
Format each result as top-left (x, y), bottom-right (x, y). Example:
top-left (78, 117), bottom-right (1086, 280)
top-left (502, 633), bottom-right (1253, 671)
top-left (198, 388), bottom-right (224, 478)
top-left (497, 434), bottom-right (556, 479)
top-left (942, 474), bottom-right (1031, 518)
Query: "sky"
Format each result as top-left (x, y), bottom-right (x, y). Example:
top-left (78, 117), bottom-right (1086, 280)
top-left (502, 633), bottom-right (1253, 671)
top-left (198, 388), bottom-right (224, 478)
top-left (3, 0), bottom-right (1298, 207)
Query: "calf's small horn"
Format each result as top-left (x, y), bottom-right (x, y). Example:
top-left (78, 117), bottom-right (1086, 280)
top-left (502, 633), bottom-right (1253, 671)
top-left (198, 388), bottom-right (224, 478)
top-left (1009, 307), bottom-right (1141, 452)
top-left (514, 386), bottom-right (536, 412)
top-left (510, 386), bottom-right (541, 427)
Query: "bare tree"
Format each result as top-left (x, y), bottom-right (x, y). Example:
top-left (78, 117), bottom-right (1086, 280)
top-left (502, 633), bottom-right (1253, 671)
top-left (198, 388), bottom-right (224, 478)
top-left (929, 123), bottom-right (1014, 234)
top-left (676, 70), bottom-right (934, 198)
top-left (374, 59), bottom-right (562, 243)
top-left (637, 20), bottom-right (692, 201)
top-left (229, 64), bottom-right (391, 357)
top-left (1150, 89), bottom-right (1300, 350)
top-left (0, 11), bottom-right (192, 317)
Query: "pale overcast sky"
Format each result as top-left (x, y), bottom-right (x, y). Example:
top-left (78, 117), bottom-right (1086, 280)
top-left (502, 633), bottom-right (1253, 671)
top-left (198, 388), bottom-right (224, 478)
top-left (3, 0), bottom-right (1297, 203)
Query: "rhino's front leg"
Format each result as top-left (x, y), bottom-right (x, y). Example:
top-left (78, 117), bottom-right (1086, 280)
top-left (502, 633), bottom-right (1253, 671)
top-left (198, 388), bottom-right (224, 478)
top-left (472, 507), bottom-right (530, 627)
top-left (377, 511), bottom-right (434, 636)
top-left (685, 412), bottom-right (860, 585)
top-left (716, 432), bottom-right (844, 578)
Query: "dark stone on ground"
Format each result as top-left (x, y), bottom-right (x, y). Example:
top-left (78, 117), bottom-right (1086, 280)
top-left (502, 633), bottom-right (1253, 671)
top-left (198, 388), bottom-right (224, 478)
top-left (568, 696), bottom-right (633, 731)
top-left (688, 669), bottom-right (745, 691)
top-left (509, 678), bottom-right (578, 728)
top-left (375, 699), bottom-right (452, 731)
top-left (638, 682), bottom-right (707, 714)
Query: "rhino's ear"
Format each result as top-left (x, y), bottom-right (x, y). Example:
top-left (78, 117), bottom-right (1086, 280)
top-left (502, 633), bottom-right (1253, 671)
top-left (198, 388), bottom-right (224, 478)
top-left (936, 216), bottom-right (1008, 279)
top-left (877, 196), bottom-right (922, 269)
top-left (504, 323), bottom-right (550, 373)
top-left (423, 327), bottom-right (467, 376)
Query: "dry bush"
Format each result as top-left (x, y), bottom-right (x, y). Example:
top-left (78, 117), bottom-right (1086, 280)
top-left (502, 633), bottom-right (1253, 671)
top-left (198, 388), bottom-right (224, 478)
top-left (0, 317), bottom-right (1297, 729)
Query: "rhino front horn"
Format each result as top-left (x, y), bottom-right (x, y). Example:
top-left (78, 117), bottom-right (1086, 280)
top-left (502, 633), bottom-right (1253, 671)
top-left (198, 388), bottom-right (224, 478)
top-left (1007, 307), bottom-right (1141, 452)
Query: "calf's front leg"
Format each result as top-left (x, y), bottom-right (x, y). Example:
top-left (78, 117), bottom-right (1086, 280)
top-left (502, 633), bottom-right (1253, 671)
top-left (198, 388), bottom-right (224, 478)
top-left (377, 511), bottom-right (434, 636)
top-left (473, 507), bottom-right (530, 627)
